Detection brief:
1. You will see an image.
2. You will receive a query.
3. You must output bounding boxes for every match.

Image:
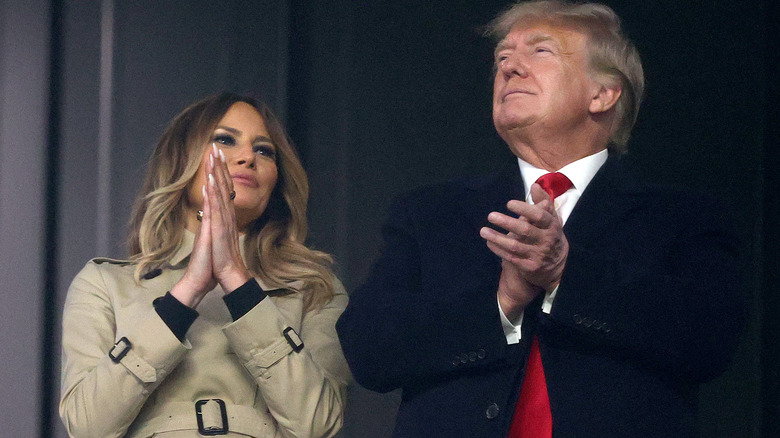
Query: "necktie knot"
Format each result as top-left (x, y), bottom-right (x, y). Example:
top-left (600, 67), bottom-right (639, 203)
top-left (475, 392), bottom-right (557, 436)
top-left (535, 172), bottom-right (573, 200)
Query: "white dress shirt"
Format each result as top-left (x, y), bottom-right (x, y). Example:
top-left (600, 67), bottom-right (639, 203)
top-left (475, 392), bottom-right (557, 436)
top-left (500, 149), bottom-right (608, 344)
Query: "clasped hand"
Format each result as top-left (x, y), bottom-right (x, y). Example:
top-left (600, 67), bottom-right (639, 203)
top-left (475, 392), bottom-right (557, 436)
top-left (171, 145), bottom-right (251, 309)
top-left (479, 183), bottom-right (568, 319)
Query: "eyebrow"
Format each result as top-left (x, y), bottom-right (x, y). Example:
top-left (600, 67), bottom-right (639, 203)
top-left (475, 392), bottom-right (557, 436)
top-left (526, 33), bottom-right (557, 46)
top-left (215, 125), bottom-right (274, 145)
top-left (253, 136), bottom-right (274, 145)
top-left (494, 39), bottom-right (514, 56)
top-left (496, 39), bottom-right (512, 51)
top-left (494, 32), bottom-right (559, 56)
top-left (216, 125), bottom-right (241, 135)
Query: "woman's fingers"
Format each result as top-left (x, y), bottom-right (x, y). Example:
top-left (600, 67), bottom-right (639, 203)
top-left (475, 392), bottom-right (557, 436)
top-left (171, 184), bottom-right (216, 308)
top-left (208, 145), bottom-right (237, 232)
top-left (211, 144), bottom-right (234, 205)
top-left (189, 184), bottom-right (213, 282)
top-left (217, 147), bottom-right (235, 197)
top-left (206, 145), bottom-right (250, 292)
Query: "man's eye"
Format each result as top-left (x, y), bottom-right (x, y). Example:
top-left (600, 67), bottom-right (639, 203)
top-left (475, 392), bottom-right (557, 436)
top-left (213, 134), bottom-right (235, 147)
top-left (535, 47), bottom-right (552, 53)
top-left (254, 145), bottom-right (276, 160)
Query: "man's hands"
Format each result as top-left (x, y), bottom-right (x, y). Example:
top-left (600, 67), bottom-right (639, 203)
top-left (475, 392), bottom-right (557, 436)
top-left (480, 183), bottom-right (569, 319)
top-left (171, 144), bottom-right (251, 309)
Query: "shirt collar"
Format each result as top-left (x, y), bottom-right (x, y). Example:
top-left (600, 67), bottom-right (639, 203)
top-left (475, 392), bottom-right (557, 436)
top-left (517, 149), bottom-right (608, 200)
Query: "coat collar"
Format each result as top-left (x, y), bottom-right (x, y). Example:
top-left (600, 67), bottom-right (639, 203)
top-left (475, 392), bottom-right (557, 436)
top-left (169, 230), bottom-right (250, 267)
top-left (454, 155), bottom-right (648, 244)
top-left (563, 155), bottom-right (648, 243)
top-left (458, 165), bottom-right (524, 232)
top-left (169, 230), bottom-right (196, 267)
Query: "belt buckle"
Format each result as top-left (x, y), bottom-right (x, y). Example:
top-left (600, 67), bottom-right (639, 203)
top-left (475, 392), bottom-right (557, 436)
top-left (195, 399), bottom-right (228, 435)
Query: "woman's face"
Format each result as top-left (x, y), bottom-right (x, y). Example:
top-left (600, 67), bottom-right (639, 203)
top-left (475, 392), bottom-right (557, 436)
top-left (187, 102), bottom-right (279, 229)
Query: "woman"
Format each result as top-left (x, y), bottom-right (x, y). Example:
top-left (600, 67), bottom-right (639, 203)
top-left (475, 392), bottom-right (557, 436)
top-left (59, 92), bottom-right (350, 438)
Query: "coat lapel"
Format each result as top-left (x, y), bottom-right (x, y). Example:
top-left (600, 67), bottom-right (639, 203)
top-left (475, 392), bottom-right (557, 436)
top-left (564, 156), bottom-right (647, 247)
top-left (458, 165), bottom-right (524, 233)
top-left (452, 157), bottom-right (645, 249)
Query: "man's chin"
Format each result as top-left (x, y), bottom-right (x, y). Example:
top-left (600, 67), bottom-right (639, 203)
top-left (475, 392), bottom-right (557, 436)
top-left (494, 116), bottom-right (533, 136)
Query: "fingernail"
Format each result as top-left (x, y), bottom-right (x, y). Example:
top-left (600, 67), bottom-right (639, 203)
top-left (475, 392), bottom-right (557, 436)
top-left (208, 173), bottom-right (215, 186)
top-left (219, 149), bottom-right (226, 162)
top-left (209, 154), bottom-right (214, 167)
top-left (202, 185), bottom-right (206, 197)
top-left (212, 143), bottom-right (218, 155)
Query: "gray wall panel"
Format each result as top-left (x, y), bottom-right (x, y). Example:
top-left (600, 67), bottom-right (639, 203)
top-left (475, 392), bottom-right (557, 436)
top-left (0, 0), bottom-right (50, 435)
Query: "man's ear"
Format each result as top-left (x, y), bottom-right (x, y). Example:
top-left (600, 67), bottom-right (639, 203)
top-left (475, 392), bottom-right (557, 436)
top-left (589, 82), bottom-right (622, 114)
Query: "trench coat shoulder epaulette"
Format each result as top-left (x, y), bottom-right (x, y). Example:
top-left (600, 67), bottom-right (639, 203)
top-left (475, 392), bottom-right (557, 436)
top-left (90, 257), bottom-right (133, 266)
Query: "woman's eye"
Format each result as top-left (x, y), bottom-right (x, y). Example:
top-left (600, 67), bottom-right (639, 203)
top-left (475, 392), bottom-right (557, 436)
top-left (254, 144), bottom-right (276, 160)
top-left (213, 134), bottom-right (235, 147)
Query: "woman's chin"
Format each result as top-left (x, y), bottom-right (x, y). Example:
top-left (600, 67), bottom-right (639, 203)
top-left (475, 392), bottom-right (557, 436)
top-left (235, 207), bottom-right (266, 230)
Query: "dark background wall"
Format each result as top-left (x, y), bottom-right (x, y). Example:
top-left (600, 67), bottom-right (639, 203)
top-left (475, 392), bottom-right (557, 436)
top-left (0, 0), bottom-right (773, 437)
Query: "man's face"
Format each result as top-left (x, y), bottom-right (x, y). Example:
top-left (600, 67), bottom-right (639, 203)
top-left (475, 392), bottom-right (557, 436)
top-left (492, 23), bottom-right (598, 145)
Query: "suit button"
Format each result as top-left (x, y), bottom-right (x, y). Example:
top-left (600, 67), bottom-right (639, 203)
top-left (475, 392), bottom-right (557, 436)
top-left (477, 349), bottom-right (486, 359)
top-left (573, 314), bottom-right (583, 324)
top-left (468, 352), bottom-right (477, 362)
top-left (583, 317), bottom-right (593, 327)
top-left (460, 353), bottom-right (469, 364)
top-left (485, 403), bottom-right (499, 419)
top-left (452, 356), bottom-right (461, 366)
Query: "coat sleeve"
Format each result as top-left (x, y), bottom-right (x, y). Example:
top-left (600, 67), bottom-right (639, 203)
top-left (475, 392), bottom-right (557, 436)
top-left (547, 192), bottom-right (746, 383)
top-left (59, 261), bottom-right (188, 438)
top-left (336, 194), bottom-right (515, 394)
top-left (223, 278), bottom-right (351, 438)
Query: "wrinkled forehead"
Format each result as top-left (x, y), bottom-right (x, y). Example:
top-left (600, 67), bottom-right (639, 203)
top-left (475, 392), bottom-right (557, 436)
top-left (496, 21), bottom-right (589, 53)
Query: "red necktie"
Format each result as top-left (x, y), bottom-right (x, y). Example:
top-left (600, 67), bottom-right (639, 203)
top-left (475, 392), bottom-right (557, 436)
top-left (507, 172), bottom-right (572, 438)
top-left (535, 172), bottom-right (573, 202)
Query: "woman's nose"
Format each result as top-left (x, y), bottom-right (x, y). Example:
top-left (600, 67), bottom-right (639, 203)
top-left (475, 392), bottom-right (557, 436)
top-left (233, 143), bottom-right (256, 168)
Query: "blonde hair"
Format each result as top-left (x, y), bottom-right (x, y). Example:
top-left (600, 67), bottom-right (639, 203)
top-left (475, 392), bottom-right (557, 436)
top-left (127, 92), bottom-right (335, 309)
top-left (485, 0), bottom-right (644, 152)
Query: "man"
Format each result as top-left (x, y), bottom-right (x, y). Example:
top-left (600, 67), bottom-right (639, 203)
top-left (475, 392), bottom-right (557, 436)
top-left (336, 1), bottom-right (744, 437)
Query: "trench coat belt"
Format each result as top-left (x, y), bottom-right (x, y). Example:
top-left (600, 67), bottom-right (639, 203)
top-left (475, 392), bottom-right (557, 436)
top-left (129, 401), bottom-right (270, 437)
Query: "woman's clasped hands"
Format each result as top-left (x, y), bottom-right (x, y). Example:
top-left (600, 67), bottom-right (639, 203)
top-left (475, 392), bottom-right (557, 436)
top-left (171, 143), bottom-right (251, 309)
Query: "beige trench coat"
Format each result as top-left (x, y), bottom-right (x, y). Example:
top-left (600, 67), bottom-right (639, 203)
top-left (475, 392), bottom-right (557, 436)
top-left (60, 233), bottom-right (351, 438)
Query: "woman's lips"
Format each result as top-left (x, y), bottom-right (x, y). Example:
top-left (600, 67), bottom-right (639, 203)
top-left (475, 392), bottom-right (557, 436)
top-left (231, 173), bottom-right (259, 187)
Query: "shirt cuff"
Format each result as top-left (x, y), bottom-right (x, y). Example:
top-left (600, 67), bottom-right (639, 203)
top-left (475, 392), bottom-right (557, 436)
top-left (541, 283), bottom-right (560, 314)
top-left (223, 277), bottom-right (267, 321)
top-left (153, 292), bottom-right (199, 342)
top-left (498, 294), bottom-right (524, 345)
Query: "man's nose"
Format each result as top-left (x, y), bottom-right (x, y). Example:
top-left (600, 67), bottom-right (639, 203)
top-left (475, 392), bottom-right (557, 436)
top-left (499, 54), bottom-right (529, 78)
